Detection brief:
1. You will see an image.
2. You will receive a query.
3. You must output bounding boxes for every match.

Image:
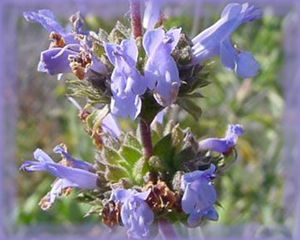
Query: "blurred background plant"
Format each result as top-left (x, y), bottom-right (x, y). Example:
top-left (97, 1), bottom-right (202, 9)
top-left (15, 4), bottom-right (290, 238)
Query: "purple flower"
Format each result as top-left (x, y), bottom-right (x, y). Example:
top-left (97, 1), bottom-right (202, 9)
top-left (192, 3), bottom-right (262, 78)
top-left (181, 164), bottom-right (218, 227)
top-left (143, 28), bottom-right (181, 106)
top-left (198, 124), bottom-right (244, 154)
top-left (104, 40), bottom-right (147, 119)
top-left (23, 10), bottom-right (78, 75)
top-left (142, 0), bottom-right (161, 29)
top-left (110, 188), bottom-right (153, 239)
top-left (101, 113), bottom-right (122, 138)
top-left (151, 108), bottom-right (168, 127)
top-left (20, 148), bottom-right (99, 208)
top-left (24, 10), bottom-right (106, 77)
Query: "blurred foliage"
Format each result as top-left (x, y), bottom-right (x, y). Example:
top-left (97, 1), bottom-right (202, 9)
top-left (16, 5), bottom-right (287, 236)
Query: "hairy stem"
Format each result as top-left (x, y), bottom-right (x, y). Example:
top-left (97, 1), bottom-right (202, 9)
top-left (130, 0), bottom-right (142, 39)
top-left (158, 219), bottom-right (180, 240)
top-left (139, 118), bottom-right (153, 159)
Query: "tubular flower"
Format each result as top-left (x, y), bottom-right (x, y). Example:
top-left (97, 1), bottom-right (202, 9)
top-left (101, 113), bottom-right (122, 138)
top-left (192, 3), bottom-right (262, 78)
top-left (143, 28), bottom-right (181, 106)
top-left (142, 0), bottom-right (161, 30)
top-left (104, 40), bottom-right (147, 119)
top-left (198, 124), bottom-right (244, 154)
top-left (24, 10), bottom-right (78, 75)
top-left (181, 164), bottom-right (218, 227)
top-left (20, 148), bottom-right (99, 209)
top-left (52, 145), bottom-right (95, 172)
top-left (110, 188), bottom-right (154, 239)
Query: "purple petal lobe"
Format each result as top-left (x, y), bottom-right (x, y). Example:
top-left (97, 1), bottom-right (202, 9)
top-left (38, 47), bottom-right (77, 75)
top-left (143, 0), bottom-right (161, 30)
top-left (198, 124), bottom-right (244, 153)
top-left (23, 10), bottom-right (67, 35)
top-left (101, 113), bottom-right (121, 138)
top-left (235, 51), bottom-right (259, 78)
top-left (110, 93), bottom-right (142, 120)
top-left (53, 145), bottom-right (94, 172)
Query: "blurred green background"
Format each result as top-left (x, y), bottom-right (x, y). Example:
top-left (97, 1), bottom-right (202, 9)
top-left (15, 5), bottom-right (292, 238)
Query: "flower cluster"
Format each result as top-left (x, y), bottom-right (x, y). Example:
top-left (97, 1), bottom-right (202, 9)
top-left (21, 1), bottom-right (260, 239)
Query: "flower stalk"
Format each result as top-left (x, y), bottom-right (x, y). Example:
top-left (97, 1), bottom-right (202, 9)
top-left (130, 0), bottom-right (142, 39)
top-left (139, 118), bottom-right (153, 159)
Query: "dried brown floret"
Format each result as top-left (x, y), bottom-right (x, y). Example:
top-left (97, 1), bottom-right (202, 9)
top-left (102, 200), bottom-right (122, 228)
top-left (143, 180), bottom-right (181, 213)
top-left (49, 32), bottom-right (65, 48)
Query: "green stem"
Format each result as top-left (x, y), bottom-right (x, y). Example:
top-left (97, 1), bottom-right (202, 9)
top-left (130, 0), bottom-right (142, 39)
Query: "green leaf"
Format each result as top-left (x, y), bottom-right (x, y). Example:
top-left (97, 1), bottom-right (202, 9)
top-left (124, 133), bottom-right (142, 151)
top-left (171, 124), bottom-right (185, 151)
top-left (115, 21), bottom-right (131, 39)
top-left (76, 192), bottom-right (97, 203)
top-left (173, 146), bottom-right (197, 169)
top-left (151, 130), bottom-right (161, 146)
top-left (98, 28), bottom-right (109, 42)
top-left (164, 120), bottom-right (175, 136)
top-left (105, 164), bottom-right (129, 182)
top-left (148, 156), bottom-right (165, 172)
top-left (84, 203), bottom-right (104, 217)
top-left (189, 73), bottom-right (210, 92)
top-left (101, 146), bottom-right (122, 165)
top-left (133, 157), bottom-right (149, 184)
top-left (85, 107), bottom-right (109, 133)
top-left (176, 98), bottom-right (202, 120)
top-left (153, 134), bottom-right (175, 165)
top-left (109, 21), bottom-right (131, 44)
top-left (119, 145), bottom-right (142, 166)
top-left (180, 92), bottom-right (204, 99)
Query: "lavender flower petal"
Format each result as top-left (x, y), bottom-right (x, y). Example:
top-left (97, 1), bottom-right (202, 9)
top-left (101, 113), bottom-right (121, 138)
top-left (38, 47), bottom-right (77, 75)
top-left (53, 145), bottom-right (94, 172)
top-left (110, 93), bottom-right (142, 120)
top-left (198, 124), bottom-right (244, 153)
top-left (23, 9), bottom-right (67, 35)
top-left (235, 51), bottom-right (259, 78)
top-left (143, 0), bottom-right (161, 29)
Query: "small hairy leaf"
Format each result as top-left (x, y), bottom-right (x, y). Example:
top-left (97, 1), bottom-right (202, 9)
top-left (105, 164), bottom-right (129, 182)
top-left (119, 145), bottom-right (142, 166)
top-left (133, 157), bottom-right (149, 184)
top-left (153, 134), bottom-right (175, 165)
top-left (176, 98), bottom-right (202, 120)
top-left (124, 133), bottom-right (142, 151)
